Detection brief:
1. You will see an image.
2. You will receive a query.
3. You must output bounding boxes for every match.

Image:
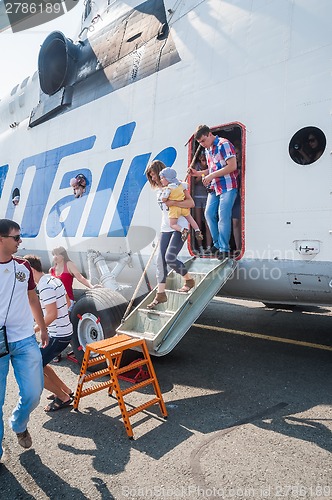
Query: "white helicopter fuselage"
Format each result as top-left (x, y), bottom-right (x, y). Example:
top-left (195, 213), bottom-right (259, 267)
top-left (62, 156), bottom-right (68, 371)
top-left (0, 0), bottom-right (331, 306)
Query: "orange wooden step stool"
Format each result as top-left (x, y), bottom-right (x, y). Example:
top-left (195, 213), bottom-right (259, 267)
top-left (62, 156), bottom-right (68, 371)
top-left (73, 334), bottom-right (168, 438)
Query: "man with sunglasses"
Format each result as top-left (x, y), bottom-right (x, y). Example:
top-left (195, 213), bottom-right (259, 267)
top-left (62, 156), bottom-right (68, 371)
top-left (0, 219), bottom-right (48, 464)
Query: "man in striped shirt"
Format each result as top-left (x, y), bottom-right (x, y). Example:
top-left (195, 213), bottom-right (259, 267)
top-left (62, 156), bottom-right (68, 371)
top-left (191, 125), bottom-right (239, 259)
top-left (24, 255), bottom-right (73, 412)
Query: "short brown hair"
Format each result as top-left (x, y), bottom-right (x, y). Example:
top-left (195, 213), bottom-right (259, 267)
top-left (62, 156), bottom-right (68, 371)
top-left (0, 219), bottom-right (20, 236)
top-left (24, 254), bottom-right (43, 272)
top-left (194, 125), bottom-right (211, 141)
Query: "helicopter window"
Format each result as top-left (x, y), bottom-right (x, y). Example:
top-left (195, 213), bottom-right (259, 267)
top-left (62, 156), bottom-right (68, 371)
top-left (83, 0), bottom-right (92, 20)
top-left (289, 127), bottom-right (326, 165)
top-left (12, 188), bottom-right (20, 206)
top-left (10, 84), bottom-right (19, 96)
top-left (127, 33), bottom-right (142, 43)
top-left (69, 173), bottom-right (87, 198)
top-left (20, 77), bottom-right (29, 88)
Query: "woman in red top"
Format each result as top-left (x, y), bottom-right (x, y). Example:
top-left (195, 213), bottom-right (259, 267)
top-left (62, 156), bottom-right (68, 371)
top-left (50, 246), bottom-right (99, 311)
top-left (50, 246), bottom-right (100, 363)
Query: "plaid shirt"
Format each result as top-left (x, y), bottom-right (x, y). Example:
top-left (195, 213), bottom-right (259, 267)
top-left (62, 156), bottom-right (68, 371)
top-left (206, 136), bottom-right (239, 195)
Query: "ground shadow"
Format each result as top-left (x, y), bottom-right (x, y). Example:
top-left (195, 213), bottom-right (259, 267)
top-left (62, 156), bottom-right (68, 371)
top-left (44, 298), bottom-right (331, 479)
top-left (0, 463), bottom-right (35, 498)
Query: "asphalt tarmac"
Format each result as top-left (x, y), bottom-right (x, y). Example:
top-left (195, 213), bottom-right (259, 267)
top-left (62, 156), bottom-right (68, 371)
top-left (0, 297), bottom-right (331, 500)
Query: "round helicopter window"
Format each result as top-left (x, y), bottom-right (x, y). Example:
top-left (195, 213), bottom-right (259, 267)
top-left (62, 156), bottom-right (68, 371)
top-left (289, 127), bottom-right (326, 165)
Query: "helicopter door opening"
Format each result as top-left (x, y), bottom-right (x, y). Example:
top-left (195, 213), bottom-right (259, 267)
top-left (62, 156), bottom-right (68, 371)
top-left (188, 122), bottom-right (245, 259)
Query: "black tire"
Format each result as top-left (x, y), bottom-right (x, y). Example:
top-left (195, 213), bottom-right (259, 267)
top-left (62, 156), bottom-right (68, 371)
top-left (70, 288), bottom-right (128, 370)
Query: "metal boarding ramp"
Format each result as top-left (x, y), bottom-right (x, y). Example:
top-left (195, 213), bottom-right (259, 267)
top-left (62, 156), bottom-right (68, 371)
top-left (116, 257), bottom-right (237, 356)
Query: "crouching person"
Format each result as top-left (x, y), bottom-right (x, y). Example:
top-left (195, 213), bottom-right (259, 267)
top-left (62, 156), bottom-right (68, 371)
top-left (24, 255), bottom-right (74, 412)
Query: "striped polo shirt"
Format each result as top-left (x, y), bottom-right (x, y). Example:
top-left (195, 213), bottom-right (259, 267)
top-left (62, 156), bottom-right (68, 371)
top-left (37, 274), bottom-right (72, 338)
top-left (206, 136), bottom-right (239, 195)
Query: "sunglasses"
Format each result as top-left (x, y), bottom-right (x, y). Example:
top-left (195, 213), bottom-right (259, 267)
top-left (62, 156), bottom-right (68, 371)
top-left (308, 138), bottom-right (317, 143)
top-left (1, 234), bottom-right (22, 242)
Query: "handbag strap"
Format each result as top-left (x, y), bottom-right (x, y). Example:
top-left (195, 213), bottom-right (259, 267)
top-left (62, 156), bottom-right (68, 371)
top-left (3, 259), bottom-right (16, 326)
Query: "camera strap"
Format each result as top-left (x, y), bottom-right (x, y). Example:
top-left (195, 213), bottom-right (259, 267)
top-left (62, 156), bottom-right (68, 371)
top-left (3, 259), bottom-right (16, 327)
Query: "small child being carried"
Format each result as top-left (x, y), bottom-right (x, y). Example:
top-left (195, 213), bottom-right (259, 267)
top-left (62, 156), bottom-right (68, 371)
top-left (159, 167), bottom-right (203, 243)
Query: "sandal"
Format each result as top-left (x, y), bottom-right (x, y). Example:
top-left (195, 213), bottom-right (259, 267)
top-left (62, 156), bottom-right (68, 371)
top-left (181, 228), bottom-right (189, 242)
top-left (177, 278), bottom-right (195, 293)
top-left (44, 396), bottom-right (73, 412)
top-left (47, 391), bottom-right (74, 401)
top-left (195, 230), bottom-right (203, 241)
top-left (147, 292), bottom-right (167, 309)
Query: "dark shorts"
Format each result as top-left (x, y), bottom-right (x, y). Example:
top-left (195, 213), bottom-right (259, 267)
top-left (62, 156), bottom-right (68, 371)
top-left (232, 193), bottom-right (241, 219)
top-left (193, 197), bottom-right (207, 210)
top-left (40, 336), bottom-right (71, 367)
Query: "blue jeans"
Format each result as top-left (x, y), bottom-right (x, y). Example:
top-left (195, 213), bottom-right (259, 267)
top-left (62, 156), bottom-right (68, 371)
top-left (205, 189), bottom-right (238, 252)
top-left (156, 231), bottom-right (186, 284)
top-left (0, 335), bottom-right (43, 458)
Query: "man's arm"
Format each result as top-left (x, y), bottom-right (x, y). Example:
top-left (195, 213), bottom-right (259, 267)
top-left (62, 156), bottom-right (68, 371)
top-left (189, 167), bottom-right (209, 178)
top-left (202, 156), bottom-right (237, 186)
top-left (41, 303), bottom-right (57, 328)
top-left (28, 289), bottom-right (49, 347)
